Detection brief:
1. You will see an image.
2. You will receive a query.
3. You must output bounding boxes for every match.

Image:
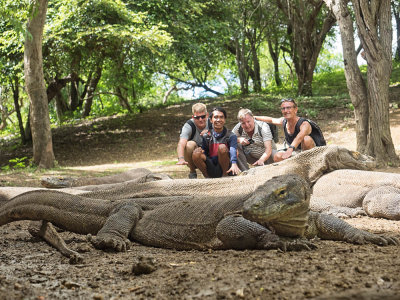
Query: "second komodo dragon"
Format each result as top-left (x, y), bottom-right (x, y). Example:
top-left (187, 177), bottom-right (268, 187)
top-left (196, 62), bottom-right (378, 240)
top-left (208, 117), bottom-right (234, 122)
top-left (1, 174), bottom-right (398, 263)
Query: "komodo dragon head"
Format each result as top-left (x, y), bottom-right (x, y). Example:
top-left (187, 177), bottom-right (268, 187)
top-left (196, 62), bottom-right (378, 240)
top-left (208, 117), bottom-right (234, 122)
top-left (41, 177), bottom-right (75, 188)
top-left (243, 174), bottom-right (310, 238)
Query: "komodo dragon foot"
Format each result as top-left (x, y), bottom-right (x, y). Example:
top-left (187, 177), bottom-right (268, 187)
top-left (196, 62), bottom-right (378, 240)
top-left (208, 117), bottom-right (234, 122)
top-left (88, 234), bottom-right (131, 252)
top-left (28, 221), bottom-right (84, 264)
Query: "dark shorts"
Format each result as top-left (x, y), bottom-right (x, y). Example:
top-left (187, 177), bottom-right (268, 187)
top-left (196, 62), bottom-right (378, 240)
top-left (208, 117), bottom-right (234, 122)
top-left (205, 157), bottom-right (223, 178)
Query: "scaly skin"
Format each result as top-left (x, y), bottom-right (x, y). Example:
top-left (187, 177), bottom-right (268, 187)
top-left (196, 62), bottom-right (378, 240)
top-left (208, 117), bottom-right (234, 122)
top-left (1, 174), bottom-right (397, 263)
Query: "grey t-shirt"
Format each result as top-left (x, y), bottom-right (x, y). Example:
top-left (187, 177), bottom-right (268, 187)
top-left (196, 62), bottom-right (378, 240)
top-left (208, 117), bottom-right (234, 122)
top-left (232, 120), bottom-right (276, 158)
top-left (180, 120), bottom-right (210, 146)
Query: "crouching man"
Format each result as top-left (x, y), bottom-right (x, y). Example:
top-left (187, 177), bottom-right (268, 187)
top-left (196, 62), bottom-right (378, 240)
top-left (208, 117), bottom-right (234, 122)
top-left (192, 107), bottom-right (240, 178)
top-left (176, 103), bottom-right (210, 179)
top-left (233, 108), bottom-right (276, 171)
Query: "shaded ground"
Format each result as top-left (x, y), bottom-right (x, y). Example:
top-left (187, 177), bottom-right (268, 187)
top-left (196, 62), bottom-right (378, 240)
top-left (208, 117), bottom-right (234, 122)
top-left (1, 95), bottom-right (400, 299)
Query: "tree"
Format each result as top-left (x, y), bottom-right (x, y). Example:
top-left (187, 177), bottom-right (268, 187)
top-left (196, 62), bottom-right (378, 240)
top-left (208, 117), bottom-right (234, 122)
top-left (24, 0), bottom-right (55, 168)
top-left (324, 0), bottom-right (399, 166)
top-left (276, 0), bottom-right (336, 96)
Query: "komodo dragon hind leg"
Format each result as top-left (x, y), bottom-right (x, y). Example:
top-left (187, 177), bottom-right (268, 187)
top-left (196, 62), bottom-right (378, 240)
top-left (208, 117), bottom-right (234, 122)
top-left (306, 212), bottom-right (400, 246)
top-left (28, 221), bottom-right (83, 264)
top-left (90, 202), bottom-right (143, 252)
top-left (216, 215), bottom-right (316, 251)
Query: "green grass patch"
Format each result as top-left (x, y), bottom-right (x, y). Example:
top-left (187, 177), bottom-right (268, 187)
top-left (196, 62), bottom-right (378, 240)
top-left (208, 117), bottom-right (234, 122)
top-left (152, 160), bottom-right (178, 166)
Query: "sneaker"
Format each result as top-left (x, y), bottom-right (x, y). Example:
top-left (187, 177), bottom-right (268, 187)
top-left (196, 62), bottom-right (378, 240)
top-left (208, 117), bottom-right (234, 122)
top-left (188, 172), bottom-right (197, 179)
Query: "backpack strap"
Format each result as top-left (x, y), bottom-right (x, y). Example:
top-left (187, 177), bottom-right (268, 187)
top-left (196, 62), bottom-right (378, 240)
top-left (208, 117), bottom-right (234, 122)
top-left (185, 119), bottom-right (197, 141)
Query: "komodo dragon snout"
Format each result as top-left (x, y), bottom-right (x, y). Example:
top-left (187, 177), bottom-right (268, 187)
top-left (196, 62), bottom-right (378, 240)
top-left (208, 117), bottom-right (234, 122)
top-left (243, 174), bottom-right (310, 238)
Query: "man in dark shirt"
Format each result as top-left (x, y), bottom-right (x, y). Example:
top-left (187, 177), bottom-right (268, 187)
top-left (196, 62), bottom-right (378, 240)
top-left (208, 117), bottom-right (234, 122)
top-left (255, 98), bottom-right (321, 162)
top-left (192, 107), bottom-right (240, 178)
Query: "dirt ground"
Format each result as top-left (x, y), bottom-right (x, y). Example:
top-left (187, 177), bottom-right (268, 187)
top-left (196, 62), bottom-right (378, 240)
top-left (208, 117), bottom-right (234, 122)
top-left (1, 95), bottom-right (400, 299)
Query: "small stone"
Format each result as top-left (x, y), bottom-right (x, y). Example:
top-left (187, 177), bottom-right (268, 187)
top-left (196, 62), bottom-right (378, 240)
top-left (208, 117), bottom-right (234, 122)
top-left (131, 256), bottom-right (157, 275)
top-left (14, 283), bottom-right (22, 290)
top-left (92, 293), bottom-right (104, 300)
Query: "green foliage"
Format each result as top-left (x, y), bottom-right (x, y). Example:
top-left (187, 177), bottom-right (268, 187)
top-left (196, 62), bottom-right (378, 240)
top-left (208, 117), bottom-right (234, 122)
top-left (312, 70), bottom-right (349, 96)
top-left (1, 156), bottom-right (28, 171)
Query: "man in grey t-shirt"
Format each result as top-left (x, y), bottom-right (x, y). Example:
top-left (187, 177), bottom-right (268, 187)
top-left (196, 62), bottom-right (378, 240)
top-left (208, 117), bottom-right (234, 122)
top-left (176, 103), bottom-right (210, 179)
top-left (233, 108), bottom-right (276, 171)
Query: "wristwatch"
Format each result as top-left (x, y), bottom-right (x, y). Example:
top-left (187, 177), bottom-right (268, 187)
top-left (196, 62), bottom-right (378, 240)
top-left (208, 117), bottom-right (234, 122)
top-left (288, 145), bottom-right (296, 150)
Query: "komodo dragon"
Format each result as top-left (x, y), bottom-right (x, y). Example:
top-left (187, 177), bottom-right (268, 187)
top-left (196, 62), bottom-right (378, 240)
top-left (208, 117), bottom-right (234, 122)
top-left (311, 169), bottom-right (400, 219)
top-left (37, 146), bottom-right (375, 202)
top-left (1, 174), bottom-right (397, 263)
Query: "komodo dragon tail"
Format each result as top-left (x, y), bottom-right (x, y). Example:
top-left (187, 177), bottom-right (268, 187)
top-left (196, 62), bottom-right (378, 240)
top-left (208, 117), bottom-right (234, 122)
top-left (0, 190), bottom-right (113, 235)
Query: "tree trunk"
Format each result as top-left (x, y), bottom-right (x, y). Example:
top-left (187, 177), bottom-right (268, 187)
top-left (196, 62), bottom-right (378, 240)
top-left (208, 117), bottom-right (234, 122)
top-left (234, 38), bottom-right (249, 95)
top-left (268, 40), bottom-right (282, 86)
top-left (325, 0), bottom-right (399, 166)
top-left (277, 0), bottom-right (335, 96)
top-left (82, 65), bottom-right (102, 117)
top-left (24, 0), bottom-right (55, 168)
top-left (353, 0), bottom-right (398, 165)
top-left (11, 76), bottom-right (26, 144)
top-left (325, 0), bottom-right (368, 152)
top-left (249, 38), bottom-right (261, 92)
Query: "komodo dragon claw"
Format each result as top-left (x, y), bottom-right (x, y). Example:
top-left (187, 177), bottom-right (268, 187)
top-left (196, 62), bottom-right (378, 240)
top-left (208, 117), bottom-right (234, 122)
top-left (88, 234), bottom-right (131, 252)
top-left (344, 231), bottom-right (400, 246)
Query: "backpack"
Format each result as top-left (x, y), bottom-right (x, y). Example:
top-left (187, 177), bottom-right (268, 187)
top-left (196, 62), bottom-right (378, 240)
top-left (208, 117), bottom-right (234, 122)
top-left (283, 118), bottom-right (326, 146)
top-left (184, 118), bottom-right (213, 141)
top-left (238, 122), bottom-right (279, 143)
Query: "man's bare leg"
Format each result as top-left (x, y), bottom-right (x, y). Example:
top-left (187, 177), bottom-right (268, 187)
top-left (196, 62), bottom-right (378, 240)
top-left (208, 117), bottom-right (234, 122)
top-left (218, 145), bottom-right (230, 176)
top-left (28, 221), bottom-right (83, 264)
top-left (301, 136), bottom-right (316, 150)
top-left (184, 141), bottom-right (198, 173)
top-left (192, 150), bottom-right (209, 178)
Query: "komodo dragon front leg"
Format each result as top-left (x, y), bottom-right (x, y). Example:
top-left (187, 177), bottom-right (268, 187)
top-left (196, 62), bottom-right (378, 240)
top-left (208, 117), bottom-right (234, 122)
top-left (305, 212), bottom-right (399, 245)
top-left (215, 214), bottom-right (316, 251)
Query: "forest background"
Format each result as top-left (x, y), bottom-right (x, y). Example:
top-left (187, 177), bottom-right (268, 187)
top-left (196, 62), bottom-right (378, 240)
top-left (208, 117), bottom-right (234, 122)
top-left (1, 0), bottom-right (400, 176)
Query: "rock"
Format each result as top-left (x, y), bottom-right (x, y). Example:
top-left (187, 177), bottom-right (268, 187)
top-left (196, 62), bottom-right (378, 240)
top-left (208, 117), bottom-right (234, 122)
top-left (131, 256), bottom-right (157, 275)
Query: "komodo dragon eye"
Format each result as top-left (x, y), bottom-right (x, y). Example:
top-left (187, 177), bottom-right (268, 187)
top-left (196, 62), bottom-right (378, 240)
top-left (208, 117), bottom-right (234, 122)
top-left (275, 187), bottom-right (287, 198)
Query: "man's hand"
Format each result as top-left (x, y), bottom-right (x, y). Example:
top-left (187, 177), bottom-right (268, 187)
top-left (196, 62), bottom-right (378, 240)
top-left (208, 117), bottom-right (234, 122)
top-left (200, 129), bottom-right (208, 135)
top-left (238, 137), bottom-right (251, 146)
top-left (282, 148), bottom-right (294, 160)
top-left (227, 163), bottom-right (240, 176)
top-left (176, 157), bottom-right (188, 165)
top-left (193, 147), bottom-right (204, 155)
top-left (252, 159), bottom-right (265, 166)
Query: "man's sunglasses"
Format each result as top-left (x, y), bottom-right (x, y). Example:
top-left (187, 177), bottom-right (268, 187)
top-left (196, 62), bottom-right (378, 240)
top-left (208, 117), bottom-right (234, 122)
top-left (193, 115), bottom-right (207, 120)
top-left (280, 98), bottom-right (295, 103)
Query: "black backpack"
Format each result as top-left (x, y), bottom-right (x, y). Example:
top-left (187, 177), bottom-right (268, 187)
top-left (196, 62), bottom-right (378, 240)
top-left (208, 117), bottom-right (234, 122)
top-left (184, 118), bottom-right (213, 141)
top-left (238, 122), bottom-right (279, 143)
top-left (283, 118), bottom-right (326, 146)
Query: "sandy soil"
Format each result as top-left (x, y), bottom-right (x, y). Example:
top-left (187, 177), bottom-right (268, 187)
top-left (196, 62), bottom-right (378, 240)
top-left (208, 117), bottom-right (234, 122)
top-left (1, 96), bottom-right (400, 299)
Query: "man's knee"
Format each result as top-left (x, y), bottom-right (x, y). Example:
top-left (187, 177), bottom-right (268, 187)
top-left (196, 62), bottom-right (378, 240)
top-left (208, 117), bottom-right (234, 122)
top-left (302, 136), bottom-right (316, 150)
top-left (218, 144), bottom-right (229, 154)
top-left (185, 141), bottom-right (198, 154)
top-left (192, 150), bottom-right (204, 162)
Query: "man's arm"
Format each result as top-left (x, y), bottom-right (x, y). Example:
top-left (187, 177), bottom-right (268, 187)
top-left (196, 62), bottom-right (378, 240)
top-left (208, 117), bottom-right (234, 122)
top-left (232, 122), bottom-right (249, 145)
top-left (254, 116), bottom-right (284, 126)
top-left (176, 138), bottom-right (188, 165)
top-left (227, 134), bottom-right (240, 175)
top-left (281, 121), bottom-right (312, 159)
top-left (253, 140), bottom-right (272, 166)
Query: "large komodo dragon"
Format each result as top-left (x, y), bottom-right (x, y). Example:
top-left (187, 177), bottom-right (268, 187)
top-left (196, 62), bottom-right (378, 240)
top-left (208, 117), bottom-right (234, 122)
top-left (39, 146), bottom-right (399, 222)
top-left (1, 174), bottom-right (398, 264)
top-left (311, 169), bottom-right (400, 219)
